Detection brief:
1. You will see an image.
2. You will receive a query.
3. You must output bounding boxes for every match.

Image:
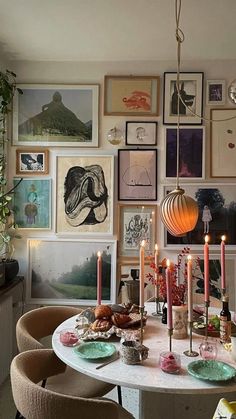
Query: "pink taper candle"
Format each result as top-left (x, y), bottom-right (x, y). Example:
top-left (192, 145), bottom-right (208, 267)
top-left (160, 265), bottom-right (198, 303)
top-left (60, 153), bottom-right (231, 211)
top-left (154, 244), bottom-right (159, 298)
top-left (221, 235), bottom-right (226, 291)
top-left (187, 255), bottom-right (193, 322)
top-left (166, 259), bottom-right (173, 330)
top-left (97, 251), bottom-right (102, 305)
top-left (204, 235), bottom-right (209, 302)
top-left (139, 240), bottom-right (145, 307)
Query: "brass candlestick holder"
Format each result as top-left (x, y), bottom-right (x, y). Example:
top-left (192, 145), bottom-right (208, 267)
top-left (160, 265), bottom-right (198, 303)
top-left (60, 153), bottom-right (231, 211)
top-left (168, 328), bottom-right (173, 352)
top-left (183, 321), bottom-right (199, 357)
top-left (152, 296), bottom-right (162, 317)
top-left (139, 305), bottom-right (145, 344)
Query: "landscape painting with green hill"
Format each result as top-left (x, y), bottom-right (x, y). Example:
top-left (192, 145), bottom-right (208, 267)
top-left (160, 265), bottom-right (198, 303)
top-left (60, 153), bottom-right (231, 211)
top-left (13, 84), bottom-right (99, 147)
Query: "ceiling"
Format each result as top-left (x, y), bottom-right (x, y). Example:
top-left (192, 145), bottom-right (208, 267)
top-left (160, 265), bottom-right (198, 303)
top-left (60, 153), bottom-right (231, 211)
top-left (0, 0), bottom-right (235, 62)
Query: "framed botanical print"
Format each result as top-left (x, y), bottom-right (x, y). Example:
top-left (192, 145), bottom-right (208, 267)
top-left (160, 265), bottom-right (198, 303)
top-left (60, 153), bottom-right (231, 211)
top-left (118, 204), bottom-right (157, 259)
top-left (104, 75), bottom-right (160, 116)
top-left (16, 148), bottom-right (49, 175)
top-left (163, 72), bottom-right (204, 125)
top-left (56, 154), bottom-right (114, 234)
top-left (125, 121), bottom-right (157, 146)
top-left (118, 149), bottom-right (157, 201)
top-left (206, 80), bottom-right (226, 105)
top-left (12, 84), bottom-right (99, 147)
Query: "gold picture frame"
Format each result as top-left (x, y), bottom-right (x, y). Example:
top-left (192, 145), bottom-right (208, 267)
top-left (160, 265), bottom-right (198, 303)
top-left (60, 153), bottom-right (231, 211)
top-left (16, 148), bottom-right (49, 175)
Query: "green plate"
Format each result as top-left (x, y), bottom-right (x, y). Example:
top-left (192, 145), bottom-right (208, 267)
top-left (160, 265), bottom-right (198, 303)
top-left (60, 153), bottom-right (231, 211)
top-left (187, 360), bottom-right (236, 382)
top-left (74, 342), bottom-right (116, 360)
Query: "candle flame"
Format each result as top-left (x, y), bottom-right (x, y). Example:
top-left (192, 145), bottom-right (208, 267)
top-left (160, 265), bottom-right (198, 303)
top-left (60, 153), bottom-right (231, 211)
top-left (187, 254), bottom-right (192, 261)
top-left (155, 243), bottom-right (158, 251)
top-left (166, 259), bottom-right (170, 267)
top-left (97, 251), bottom-right (101, 257)
top-left (141, 240), bottom-right (146, 247)
top-left (204, 234), bottom-right (209, 244)
top-left (221, 235), bottom-right (226, 242)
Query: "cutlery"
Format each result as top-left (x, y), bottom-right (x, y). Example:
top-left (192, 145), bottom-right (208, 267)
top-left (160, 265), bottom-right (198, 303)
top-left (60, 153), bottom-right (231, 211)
top-left (96, 352), bottom-right (120, 370)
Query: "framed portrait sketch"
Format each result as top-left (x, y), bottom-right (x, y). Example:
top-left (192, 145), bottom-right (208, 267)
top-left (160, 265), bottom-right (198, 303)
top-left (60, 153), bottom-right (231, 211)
top-left (27, 239), bottom-right (117, 305)
top-left (56, 154), bottom-right (114, 234)
top-left (16, 148), bottom-right (49, 175)
top-left (210, 108), bottom-right (236, 177)
top-left (163, 72), bottom-right (204, 125)
top-left (206, 80), bottom-right (225, 105)
top-left (13, 178), bottom-right (51, 229)
top-left (165, 127), bottom-right (205, 179)
top-left (125, 121), bottom-right (157, 146)
top-left (12, 84), bottom-right (99, 147)
top-left (104, 75), bottom-right (160, 116)
top-left (118, 149), bottom-right (157, 201)
top-left (118, 204), bottom-right (157, 259)
top-left (163, 184), bottom-right (236, 248)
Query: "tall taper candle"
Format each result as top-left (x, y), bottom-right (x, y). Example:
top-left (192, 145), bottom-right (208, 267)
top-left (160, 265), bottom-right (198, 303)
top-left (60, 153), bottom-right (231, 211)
top-left (97, 251), bottom-right (102, 305)
top-left (204, 235), bottom-right (209, 302)
top-left (166, 259), bottom-right (173, 330)
top-left (187, 255), bottom-right (193, 322)
top-left (139, 240), bottom-right (145, 307)
top-left (154, 244), bottom-right (159, 298)
top-left (221, 235), bottom-right (226, 291)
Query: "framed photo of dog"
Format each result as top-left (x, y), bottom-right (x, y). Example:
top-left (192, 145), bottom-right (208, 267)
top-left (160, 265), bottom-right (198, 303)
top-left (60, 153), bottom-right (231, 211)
top-left (163, 72), bottom-right (204, 125)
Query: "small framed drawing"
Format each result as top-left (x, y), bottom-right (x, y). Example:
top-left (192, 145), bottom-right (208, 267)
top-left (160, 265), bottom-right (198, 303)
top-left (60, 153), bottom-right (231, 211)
top-left (118, 204), bottom-right (157, 259)
top-left (163, 183), bottom-right (236, 248)
top-left (163, 72), bottom-right (204, 125)
top-left (56, 154), bottom-right (114, 234)
top-left (165, 127), bottom-right (205, 179)
top-left (12, 84), bottom-right (99, 147)
top-left (206, 80), bottom-right (226, 105)
top-left (210, 108), bottom-right (236, 177)
top-left (16, 148), bottom-right (49, 175)
top-left (125, 121), bottom-right (157, 146)
top-left (104, 75), bottom-right (160, 116)
top-left (27, 238), bottom-right (117, 305)
top-left (13, 178), bottom-right (51, 229)
top-left (118, 149), bottom-right (157, 201)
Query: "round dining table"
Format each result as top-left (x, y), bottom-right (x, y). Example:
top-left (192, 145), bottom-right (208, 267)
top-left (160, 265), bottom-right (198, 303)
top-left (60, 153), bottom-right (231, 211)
top-left (52, 303), bottom-right (236, 419)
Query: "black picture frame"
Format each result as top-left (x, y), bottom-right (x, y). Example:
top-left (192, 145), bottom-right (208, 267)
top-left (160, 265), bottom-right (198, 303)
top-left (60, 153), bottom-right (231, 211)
top-left (125, 121), bottom-right (158, 146)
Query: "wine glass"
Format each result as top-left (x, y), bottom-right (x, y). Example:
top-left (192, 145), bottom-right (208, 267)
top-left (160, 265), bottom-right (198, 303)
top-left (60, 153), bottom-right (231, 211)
top-left (199, 338), bottom-right (218, 360)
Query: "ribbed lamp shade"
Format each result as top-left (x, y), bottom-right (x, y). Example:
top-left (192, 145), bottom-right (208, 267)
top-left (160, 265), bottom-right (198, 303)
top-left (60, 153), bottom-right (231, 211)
top-left (160, 188), bottom-right (199, 236)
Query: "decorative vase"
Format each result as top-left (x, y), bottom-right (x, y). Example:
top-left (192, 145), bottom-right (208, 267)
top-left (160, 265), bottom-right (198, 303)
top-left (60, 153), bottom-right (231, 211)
top-left (4, 259), bottom-right (19, 282)
top-left (172, 304), bottom-right (188, 339)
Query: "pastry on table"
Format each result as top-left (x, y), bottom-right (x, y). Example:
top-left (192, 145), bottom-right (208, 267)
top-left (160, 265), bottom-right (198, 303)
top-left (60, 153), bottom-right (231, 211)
top-left (111, 313), bottom-right (131, 328)
top-left (90, 319), bottom-right (112, 332)
top-left (94, 304), bottom-right (113, 319)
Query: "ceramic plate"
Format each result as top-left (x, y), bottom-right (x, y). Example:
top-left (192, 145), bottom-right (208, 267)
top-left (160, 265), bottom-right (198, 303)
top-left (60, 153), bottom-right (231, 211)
top-left (187, 360), bottom-right (236, 382)
top-left (74, 342), bottom-right (117, 360)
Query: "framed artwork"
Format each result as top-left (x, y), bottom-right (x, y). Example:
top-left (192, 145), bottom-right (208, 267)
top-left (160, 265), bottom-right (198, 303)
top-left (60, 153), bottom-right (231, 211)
top-left (56, 154), bottom-right (114, 234)
top-left (118, 204), bottom-right (157, 259)
top-left (16, 148), bottom-right (49, 175)
top-left (13, 178), bottom-right (51, 229)
top-left (163, 183), bottom-right (236, 248)
top-left (118, 261), bottom-right (154, 304)
top-left (104, 75), bottom-right (160, 116)
top-left (210, 108), bottom-right (236, 177)
top-left (125, 121), bottom-right (157, 146)
top-left (165, 127), bottom-right (205, 179)
top-left (27, 239), bottom-right (117, 305)
top-left (12, 84), bottom-right (99, 147)
top-left (163, 72), bottom-right (204, 125)
top-left (118, 149), bottom-right (157, 201)
top-left (206, 80), bottom-right (226, 105)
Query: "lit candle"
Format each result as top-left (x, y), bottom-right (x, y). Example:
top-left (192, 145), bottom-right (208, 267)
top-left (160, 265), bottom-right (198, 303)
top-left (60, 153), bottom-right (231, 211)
top-left (221, 235), bottom-right (226, 291)
top-left (187, 255), bottom-right (193, 322)
top-left (204, 235), bottom-right (209, 302)
top-left (97, 251), bottom-right (102, 305)
top-left (166, 259), bottom-right (173, 330)
top-left (154, 244), bottom-right (159, 298)
top-left (139, 240), bottom-right (145, 307)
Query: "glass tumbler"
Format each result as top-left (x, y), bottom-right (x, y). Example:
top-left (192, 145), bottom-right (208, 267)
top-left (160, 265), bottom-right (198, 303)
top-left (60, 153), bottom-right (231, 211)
top-left (199, 338), bottom-right (218, 360)
top-left (159, 351), bottom-right (181, 374)
top-left (59, 328), bottom-right (79, 347)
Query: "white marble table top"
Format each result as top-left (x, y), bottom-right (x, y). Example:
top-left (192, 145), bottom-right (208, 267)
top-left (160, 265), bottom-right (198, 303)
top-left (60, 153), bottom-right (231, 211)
top-left (52, 302), bottom-right (236, 395)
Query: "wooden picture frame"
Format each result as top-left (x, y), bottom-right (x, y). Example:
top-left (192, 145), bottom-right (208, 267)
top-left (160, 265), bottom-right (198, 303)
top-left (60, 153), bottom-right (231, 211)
top-left (210, 108), bottom-right (236, 177)
top-left (13, 84), bottom-right (99, 147)
top-left (104, 75), bottom-right (160, 116)
top-left (163, 72), bottom-right (204, 125)
top-left (206, 80), bottom-right (226, 105)
top-left (125, 121), bottom-right (157, 146)
top-left (16, 148), bottom-right (49, 175)
top-left (118, 204), bottom-right (157, 259)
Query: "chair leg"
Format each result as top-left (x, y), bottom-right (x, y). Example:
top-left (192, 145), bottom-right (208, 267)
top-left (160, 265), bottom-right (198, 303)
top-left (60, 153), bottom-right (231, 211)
top-left (15, 411), bottom-right (25, 419)
top-left (117, 385), bottom-right (122, 406)
top-left (42, 378), bottom-right (47, 388)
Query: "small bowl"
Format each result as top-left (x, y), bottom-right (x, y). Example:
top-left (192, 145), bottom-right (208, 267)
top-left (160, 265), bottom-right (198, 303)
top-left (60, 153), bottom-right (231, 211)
top-left (159, 351), bottom-right (181, 374)
top-left (59, 328), bottom-right (79, 347)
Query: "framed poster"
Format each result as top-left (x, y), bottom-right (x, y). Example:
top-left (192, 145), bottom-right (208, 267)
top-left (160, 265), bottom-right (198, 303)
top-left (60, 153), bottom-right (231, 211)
top-left (13, 84), bottom-right (99, 147)
top-left (16, 148), bottom-right (49, 175)
top-left (118, 149), bottom-right (157, 201)
top-left (165, 127), bottom-right (205, 179)
top-left (13, 178), bottom-right (51, 229)
top-left (163, 72), bottom-right (204, 125)
top-left (206, 80), bottom-right (226, 105)
top-left (163, 184), bottom-right (236, 248)
top-left (56, 154), bottom-right (114, 234)
top-left (210, 108), bottom-right (236, 177)
top-left (118, 204), bottom-right (157, 259)
top-left (104, 75), bottom-right (160, 116)
top-left (125, 121), bottom-right (157, 146)
top-left (27, 239), bottom-right (117, 305)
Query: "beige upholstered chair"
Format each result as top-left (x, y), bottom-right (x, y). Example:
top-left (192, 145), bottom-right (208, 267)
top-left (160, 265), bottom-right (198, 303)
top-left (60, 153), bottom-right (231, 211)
top-left (16, 306), bottom-right (116, 398)
top-left (11, 349), bottom-right (134, 419)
